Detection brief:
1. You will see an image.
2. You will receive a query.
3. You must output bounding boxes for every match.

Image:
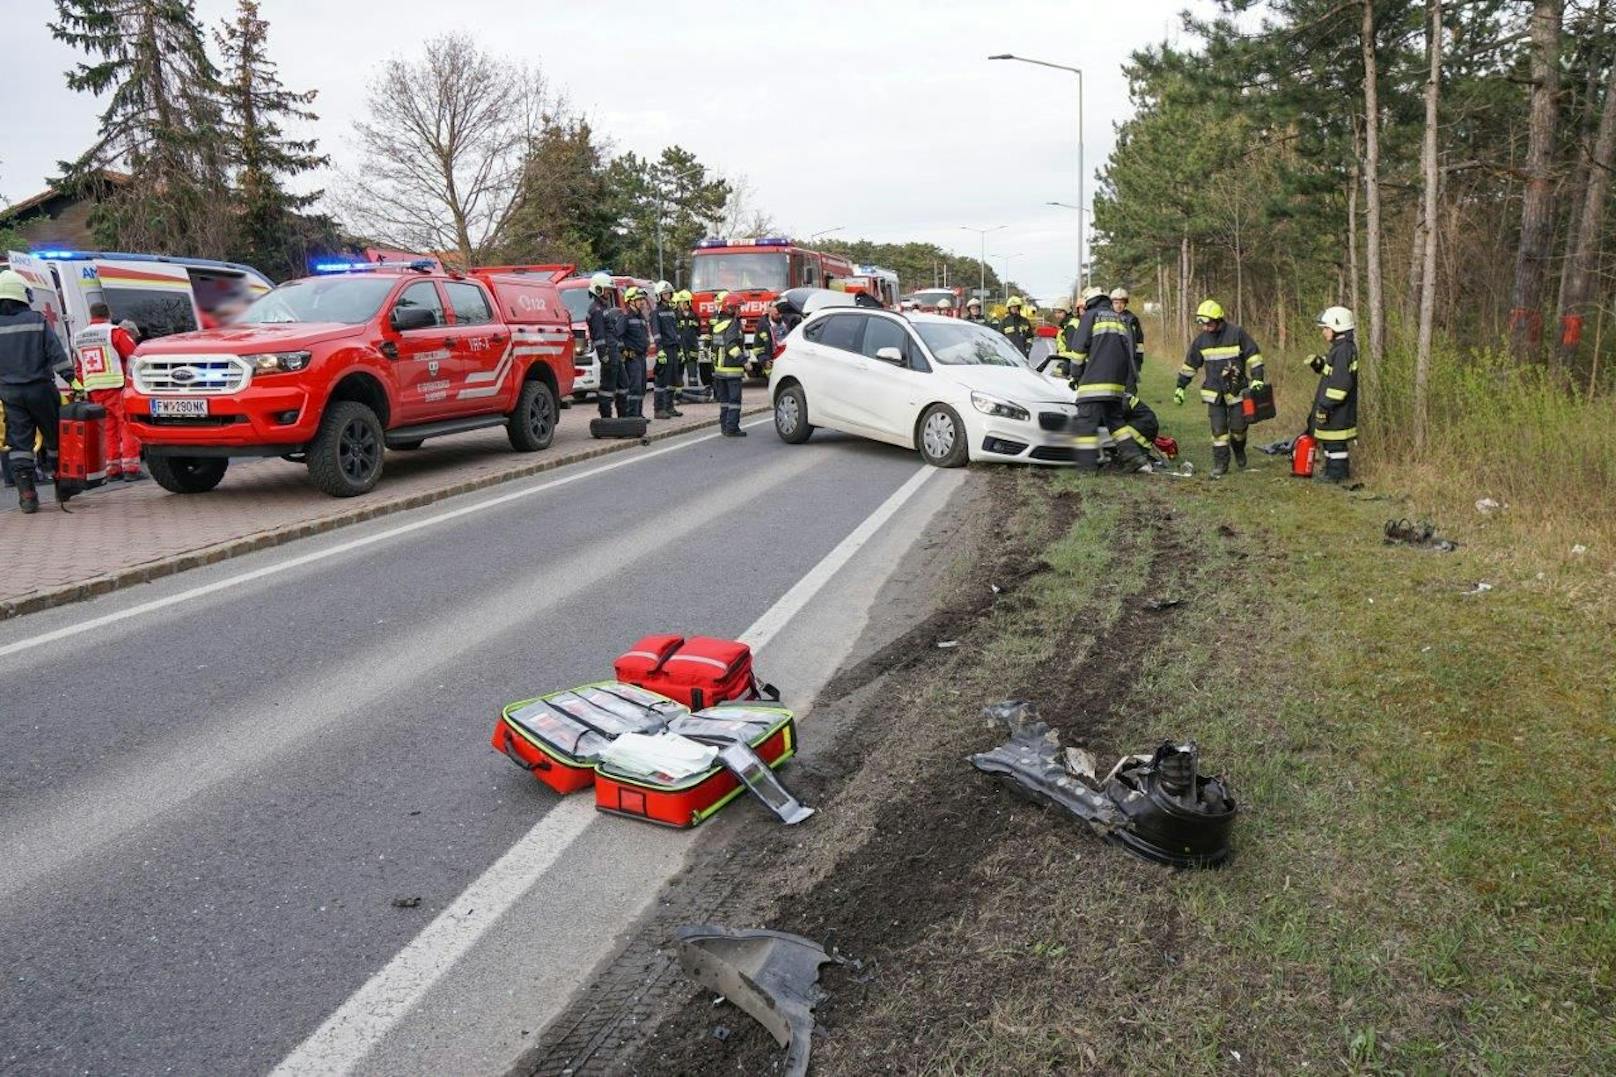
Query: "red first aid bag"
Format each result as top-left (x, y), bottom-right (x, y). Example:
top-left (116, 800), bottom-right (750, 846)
top-left (493, 681), bottom-right (685, 795)
top-left (614, 635), bottom-right (776, 709)
top-left (57, 400), bottom-right (108, 496)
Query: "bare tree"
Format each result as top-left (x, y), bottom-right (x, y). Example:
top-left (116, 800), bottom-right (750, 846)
top-left (1559, 17), bottom-right (1616, 363)
top-left (1362, 0), bottom-right (1387, 373)
top-left (1414, 0), bottom-right (1443, 452)
top-left (340, 34), bottom-right (548, 267)
top-left (1508, 0), bottom-right (1564, 359)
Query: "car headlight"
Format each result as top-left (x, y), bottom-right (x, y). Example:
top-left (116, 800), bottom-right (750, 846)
top-left (246, 351), bottom-right (312, 374)
top-left (970, 390), bottom-right (1030, 422)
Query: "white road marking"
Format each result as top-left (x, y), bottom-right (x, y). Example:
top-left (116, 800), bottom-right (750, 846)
top-left (0, 416), bottom-right (768, 662)
top-left (268, 465), bottom-right (939, 1076)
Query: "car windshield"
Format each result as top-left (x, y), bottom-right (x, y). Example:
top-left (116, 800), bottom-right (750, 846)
top-left (560, 288), bottom-right (594, 322)
top-left (915, 321), bottom-right (1029, 367)
top-left (689, 252), bottom-right (790, 292)
top-left (238, 277), bottom-right (397, 325)
top-left (906, 289), bottom-right (955, 307)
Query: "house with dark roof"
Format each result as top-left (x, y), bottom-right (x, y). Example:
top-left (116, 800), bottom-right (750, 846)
top-left (0, 170), bottom-right (131, 250)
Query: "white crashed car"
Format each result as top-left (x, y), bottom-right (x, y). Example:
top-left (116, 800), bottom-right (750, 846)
top-left (769, 309), bottom-right (1083, 466)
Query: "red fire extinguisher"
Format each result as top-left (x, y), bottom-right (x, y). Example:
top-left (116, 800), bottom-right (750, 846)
top-left (1291, 433), bottom-right (1317, 478)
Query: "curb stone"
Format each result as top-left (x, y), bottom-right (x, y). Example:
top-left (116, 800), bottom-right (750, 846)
top-left (0, 405), bottom-right (771, 623)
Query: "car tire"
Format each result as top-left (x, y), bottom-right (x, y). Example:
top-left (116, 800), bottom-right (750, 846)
top-left (390, 440), bottom-right (425, 451)
top-left (148, 455), bottom-right (229, 494)
top-left (917, 404), bottom-right (968, 468)
top-left (774, 384), bottom-right (813, 444)
top-left (508, 379), bottom-right (557, 452)
top-left (307, 400), bottom-right (385, 497)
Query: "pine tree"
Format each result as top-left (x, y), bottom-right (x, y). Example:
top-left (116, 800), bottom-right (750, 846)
top-left (51, 0), bottom-right (232, 256)
top-left (215, 0), bottom-right (327, 278)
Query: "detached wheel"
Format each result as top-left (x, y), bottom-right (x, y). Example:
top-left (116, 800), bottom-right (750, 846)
top-left (508, 379), bottom-right (557, 452)
top-left (308, 400), bottom-right (384, 497)
top-left (774, 384), bottom-right (813, 444)
top-left (149, 455), bottom-right (228, 494)
top-left (918, 404), bottom-right (968, 468)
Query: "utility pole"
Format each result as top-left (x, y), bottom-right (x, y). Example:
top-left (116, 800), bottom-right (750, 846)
top-left (991, 54), bottom-right (1086, 287)
top-left (960, 224), bottom-right (1006, 301)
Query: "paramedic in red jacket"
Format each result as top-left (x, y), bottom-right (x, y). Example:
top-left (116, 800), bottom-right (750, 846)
top-left (71, 302), bottom-right (143, 480)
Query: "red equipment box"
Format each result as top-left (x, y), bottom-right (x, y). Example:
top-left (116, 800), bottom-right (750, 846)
top-left (57, 400), bottom-right (108, 497)
top-left (592, 704), bottom-right (798, 828)
top-left (614, 635), bottom-right (774, 709)
top-left (494, 682), bottom-right (686, 795)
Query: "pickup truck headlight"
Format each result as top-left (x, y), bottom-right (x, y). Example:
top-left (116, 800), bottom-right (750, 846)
top-left (970, 390), bottom-right (1030, 422)
top-left (246, 351), bottom-right (312, 374)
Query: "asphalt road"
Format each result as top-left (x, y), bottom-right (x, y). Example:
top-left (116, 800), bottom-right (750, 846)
top-left (0, 413), bottom-right (966, 1076)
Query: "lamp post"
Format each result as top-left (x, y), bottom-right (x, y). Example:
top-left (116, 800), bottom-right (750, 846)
top-left (990, 53), bottom-right (1084, 288)
top-left (655, 164), bottom-right (706, 284)
top-left (1001, 252), bottom-right (1026, 302)
top-left (808, 226), bottom-right (844, 242)
top-left (1046, 201), bottom-right (1091, 290)
top-left (959, 224), bottom-right (1006, 301)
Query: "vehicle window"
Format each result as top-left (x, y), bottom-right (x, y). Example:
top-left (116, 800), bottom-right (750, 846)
top-left (101, 287), bottom-right (198, 340)
top-left (445, 281), bottom-right (494, 325)
top-left (860, 317), bottom-right (913, 365)
top-left (689, 252), bottom-right (790, 292)
top-left (239, 277), bottom-right (397, 325)
top-left (914, 321), bottom-right (1029, 367)
top-left (560, 288), bottom-right (593, 322)
top-left (393, 282), bottom-right (444, 329)
top-left (800, 258), bottom-right (817, 287)
top-left (815, 313), bottom-right (865, 353)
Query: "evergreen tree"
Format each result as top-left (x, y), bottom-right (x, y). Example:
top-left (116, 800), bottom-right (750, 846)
top-left (215, 0), bottom-right (327, 279)
top-left (51, 0), bottom-right (232, 256)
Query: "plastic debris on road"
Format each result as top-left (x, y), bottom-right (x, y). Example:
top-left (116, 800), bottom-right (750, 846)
top-left (675, 925), bottom-right (841, 1077)
top-left (969, 700), bottom-right (1237, 868)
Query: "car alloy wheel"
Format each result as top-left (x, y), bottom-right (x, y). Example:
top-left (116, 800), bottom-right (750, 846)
top-left (527, 388), bottom-right (555, 442)
top-left (339, 416), bottom-right (381, 483)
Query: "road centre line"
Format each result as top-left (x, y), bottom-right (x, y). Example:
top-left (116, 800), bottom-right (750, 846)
top-left (0, 416), bottom-right (768, 662)
top-left (268, 465), bottom-right (939, 1076)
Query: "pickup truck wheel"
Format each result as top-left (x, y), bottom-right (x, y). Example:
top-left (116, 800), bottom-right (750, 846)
top-left (148, 455), bottom-right (229, 494)
top-left (508, 379), bottom-right (557, 452)
top-left (308, 400), bottom-right (384, 497)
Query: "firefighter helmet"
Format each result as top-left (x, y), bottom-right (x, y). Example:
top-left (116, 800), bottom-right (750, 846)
top-left (0, 270), bottom-right (30, 305)
top-left (1316, 306), bottom-right (1356, 332)
top-left (936, 296), bottom-right (952, 310)
top-left (623, 286), bottom-right (645, 302)
top-left (589, 272), bottom-right (612, 295)
top-left (1196, 299), bottom-right (1225, 321)
top-left (966, 296), bottom-right (982, 309)
top-left (1081, 286), bottom-right (1105, 306)
top-left (721, 292), bottom-right (742, 311)
top-left (1006, 295), bottom-right (1023, 308)
top-left (1110, 287), bottom-right (1130, 301)
top-left (675, 289), bottom-right (692, 304)
top-left (654, 280), bottom-right (673, 297)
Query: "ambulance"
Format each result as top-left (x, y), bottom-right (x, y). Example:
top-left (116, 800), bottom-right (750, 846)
top-left (5, 249), bottom-right (274, 354)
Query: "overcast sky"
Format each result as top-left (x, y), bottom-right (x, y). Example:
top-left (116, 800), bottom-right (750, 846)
top-left (7, 0), bottom-right (1209, 299)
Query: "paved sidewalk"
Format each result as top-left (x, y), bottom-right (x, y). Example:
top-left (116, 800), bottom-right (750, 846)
top-left (1, 401), bottom-right (768, 619)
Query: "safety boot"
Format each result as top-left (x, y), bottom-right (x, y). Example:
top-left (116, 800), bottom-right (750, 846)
top-left (1210, 445), bottom-right (1230, 479)
top-left (15, 464), bottom-right (38, 514)
top-left (1232, 442), bottom-right (1249, 470)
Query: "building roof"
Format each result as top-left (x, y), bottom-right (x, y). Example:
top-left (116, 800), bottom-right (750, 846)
top-left (0, 170), bottom-right (131, 224)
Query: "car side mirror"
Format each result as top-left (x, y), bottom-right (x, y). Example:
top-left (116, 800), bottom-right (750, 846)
top-left (875, 346), bottom-right (906, 365)
top-left (391, 307), bottom-right (436, 332)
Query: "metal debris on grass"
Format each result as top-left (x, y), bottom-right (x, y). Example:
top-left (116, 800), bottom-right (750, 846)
top-left (1144, 597), bottom-right (1183, 611)
top-left (969, 701), bottom-right (1237, 868)
top-left (1384, 518), bottom-right (1459, 552)
top-left (1463, 581), bottom-right (1494, 596)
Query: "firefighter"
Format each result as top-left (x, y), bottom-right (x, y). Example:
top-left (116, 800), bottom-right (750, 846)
top-left (620, 286), bottom-right (651, 418)
top-left (1066, 286), bottom-right (1149, 473)
top-left (652, 281), bottom-right (683, 419)
top-left (587, 273), bottom-right (624, 420)
top-left (997, 295), bottom-right (1034, 356)
top-left (964, 297), bottom-right (988, 324)
top-left (71, 301), bottom-right (143, 480)
top-left (0, 269), bottom-right (68, 513)
top-left (1111, 287), bottom-right (1144, 374)
top-left (674, 289), bottom-right (706, 400)
top-left (936, 296), bottom-right (953, 316)
top-left (1039, 300), bottom-right (1077, 378)
top-left (712, 292), bottom-right (747, 437)
top-left (751, 300), bottom-right (782, 376)
top-left (1309, 306), bottom-right (1359, 481)
top-left (1174, 299), bottom-right (1265, 478)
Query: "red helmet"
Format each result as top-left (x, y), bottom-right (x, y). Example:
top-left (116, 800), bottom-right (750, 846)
top-left (722, 292), bottom-right (742, 312)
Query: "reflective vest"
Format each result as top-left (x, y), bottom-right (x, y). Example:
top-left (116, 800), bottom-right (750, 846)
top-left (712, 315), bottom-right (746, 375)
top-left (72, 321), bottom-right (126, 391)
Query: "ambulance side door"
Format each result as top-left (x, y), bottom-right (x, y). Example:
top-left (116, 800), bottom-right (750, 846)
top-left (90, 259), bottom-right (198, 340)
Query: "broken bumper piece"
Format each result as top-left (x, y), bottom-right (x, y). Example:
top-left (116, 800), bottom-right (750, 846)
top-left (675, 925), bottom-right (838, 1077)
top-left (970, 700), bottom-right (1237, 868)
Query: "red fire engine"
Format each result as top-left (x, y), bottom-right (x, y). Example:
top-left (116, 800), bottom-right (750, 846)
top-left (687, 236), bottom-right (855, 341)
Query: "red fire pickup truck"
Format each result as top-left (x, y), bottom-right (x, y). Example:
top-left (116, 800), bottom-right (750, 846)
top-left (125, 262), bottom-right (575, 496)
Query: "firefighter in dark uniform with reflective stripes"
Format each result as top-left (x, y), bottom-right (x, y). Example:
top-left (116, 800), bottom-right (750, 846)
top-left (964, 297), bottom-right (988, 324)
top-left (619, 286), bottom-right (651, 418)
top-left (1065, 286), bottom-right (1149, 473)
top-left (651, 281), bottom-right (683, 419)
top-left (674, 290), bottom-right (706, 400)
top-left (1174, 299), bottom-right (1265, 478)
top-left (996, 295), bottom-right (1035, 356)
top-left (713, 292), bottom-right (747, 437)
top-left (1310, 306), bottom-right (1359, 481)
top-left (1111, 287), bottom-right (1144, 374)
top-left (588, 273), bottom-right (625, 419)
top-left (0, 270), bottom-right (68, 514)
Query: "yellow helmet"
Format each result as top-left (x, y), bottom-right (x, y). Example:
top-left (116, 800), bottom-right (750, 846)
top-left (623, 286), bottom-right (645, 302)
top-left (1006, 295), bottom-right (1023, 308)
top-left (1196, 299), bottom-right (1225, 321)
top-left (675, 289), bottom-right (692, 304)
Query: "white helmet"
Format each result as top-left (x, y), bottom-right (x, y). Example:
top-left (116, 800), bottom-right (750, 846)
top-left (654, 280), bottom-right (673, 297)
top-left (1080, 286), bottom-right (1105, 305)
top-left (1110, 287), bottom-right (1130, 301)
top-left (936, 296), bottom-right (952, 310)
top-left (1316, 306), bottom-right (1356, 333)
top-left (589, 271), bottom-right (612, 296)
top-left (0, 270), bottom-right (29, 305)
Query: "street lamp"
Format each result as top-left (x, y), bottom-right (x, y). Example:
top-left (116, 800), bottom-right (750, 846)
top-left (990, 53), bottom-right (1085, 288)
top-left (655, 164), bottom-right (706, 284)
top-left (1000, 252), bottom-right (1026, 301)
top-left (808, 226), bottom-right (844, 241)
top-left (959, 224), bottom-right (1006, 300)
top-left (1046, 202), bottom-right (1092, 288)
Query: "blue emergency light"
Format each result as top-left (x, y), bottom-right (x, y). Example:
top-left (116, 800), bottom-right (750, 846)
top-left (755, 236), bottom-right (792, 246)
top-left (695, 237), bottom-right (728, 248)
top-left (31, 249), bottom-right (80, 259)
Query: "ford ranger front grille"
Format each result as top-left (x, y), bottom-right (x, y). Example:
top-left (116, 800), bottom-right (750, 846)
top-left (133, 357), bottom-right (251, 395)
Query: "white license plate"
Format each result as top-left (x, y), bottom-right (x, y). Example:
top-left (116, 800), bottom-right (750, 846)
top-left (152, 398), bottom-right (210, 418)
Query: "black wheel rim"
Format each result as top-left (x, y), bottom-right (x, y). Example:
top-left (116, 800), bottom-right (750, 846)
top-left (528, 390), bottom-right (554, 441)
top-left (339, 419), bottom-right (380, 482)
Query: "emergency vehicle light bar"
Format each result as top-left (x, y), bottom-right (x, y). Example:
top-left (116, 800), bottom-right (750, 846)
top-left (313, 259), bottom-right (435, 274)
top-left (695, 238), bottom-right (727, 248)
